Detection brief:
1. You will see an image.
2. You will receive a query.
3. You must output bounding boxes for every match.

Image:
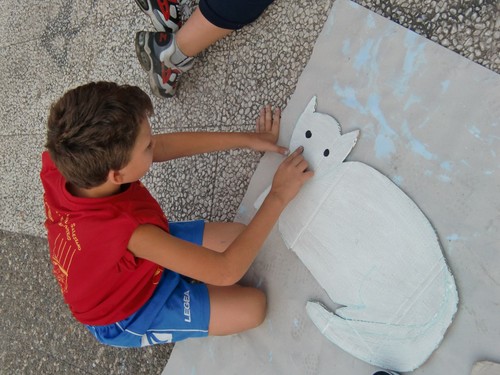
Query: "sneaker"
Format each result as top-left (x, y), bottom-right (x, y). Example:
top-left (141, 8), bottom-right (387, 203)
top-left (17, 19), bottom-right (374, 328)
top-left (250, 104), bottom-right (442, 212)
top-left (135, 0), bottom-right (182, 33)
top-left (135, 31), bottom-right (194, 98)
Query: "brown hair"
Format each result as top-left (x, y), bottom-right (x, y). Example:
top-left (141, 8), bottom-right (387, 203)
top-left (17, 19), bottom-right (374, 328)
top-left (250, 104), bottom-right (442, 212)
top-left (46, 82), bottom-right (154, 188)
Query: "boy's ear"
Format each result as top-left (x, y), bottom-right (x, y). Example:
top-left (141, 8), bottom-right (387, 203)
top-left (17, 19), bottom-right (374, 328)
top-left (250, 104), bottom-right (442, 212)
top-left (107, 170), bottom-right (125, 185)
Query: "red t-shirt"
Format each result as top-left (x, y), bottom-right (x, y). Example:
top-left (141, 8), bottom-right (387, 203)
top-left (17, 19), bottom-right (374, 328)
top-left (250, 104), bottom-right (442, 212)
top-left (40, 152), bottom-right (167, 325)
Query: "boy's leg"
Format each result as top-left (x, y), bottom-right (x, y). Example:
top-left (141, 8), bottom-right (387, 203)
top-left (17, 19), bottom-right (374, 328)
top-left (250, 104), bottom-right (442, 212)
top-left (207, 284), bottom-right (266, 335)
top-left (135, 0), bottom-right (273, 97)
top-left (175, 7), bottom-right (232, 57)
top-left (135, 7), bottom-right (232, 98)
top-left (198, 0), bottom-right (274, 31)
top-left (202, 222), bottom-right (267, 335)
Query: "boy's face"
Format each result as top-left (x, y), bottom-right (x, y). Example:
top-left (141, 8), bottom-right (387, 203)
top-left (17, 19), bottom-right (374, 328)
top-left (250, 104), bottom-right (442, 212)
top-left (118, 118), bottom-right (155, 183)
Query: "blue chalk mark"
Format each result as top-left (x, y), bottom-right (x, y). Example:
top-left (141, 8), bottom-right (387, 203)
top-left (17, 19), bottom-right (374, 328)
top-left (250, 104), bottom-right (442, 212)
top-left (394, 31), bottom-right (427, 96)
top-left (468, 125), bottom-right (482, 139)
top-left (333, 82), bottom-right (367, 114)
top-left (440, 161), bottom-right (453, 171)
top-left (438, 174), bottom-right (451, 183)
top-left (268, 351), bottom-right (273, 363)
top-left (413, 142), bottom-right (435, 160)
top-left (366, 14), bottom-right (376, 29)
top-left (424, 170), bottom-right (433, 176)
top-left (466, 125), bottom-right (500, 145)
top-left (484, 170), bottom-right (494, 175)
top-left (293, 318), bottom-right (300, 328)
top-left (403, 94), bottom-right (421, 111)
top-left (342, 39), bottom-right (351, 56)
top-left (353, 37), bottom-right (382, 78)
top-left (392, 175), bottom-right (404, 185)
top-left (354, 39), bottom-right (374, 71)
top-left (401, 121), bottom-right (435, 160)
top-left (375, 134), bottom-right (395, 159)
top-left (441, 80), bottom-right (450, 93)
top-left (403, 32), bottom-right (427, 72)
top-left (368, 94), bottom-right (397, 158)
top-left (446, 234), bottom-right (460, 241)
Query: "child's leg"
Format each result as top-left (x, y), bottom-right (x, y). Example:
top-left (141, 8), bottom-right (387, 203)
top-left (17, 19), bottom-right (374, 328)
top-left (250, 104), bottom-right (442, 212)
top-left (202, 222), bottom-right (267, 335)
top-left (177, 0), bottom-right (274, 56)
top-left (175, 8), bottom-right (232, 57)
top-left (135, 0), bottom-right (273, 97)
top-left (207, 284), bottom-right (266, 335)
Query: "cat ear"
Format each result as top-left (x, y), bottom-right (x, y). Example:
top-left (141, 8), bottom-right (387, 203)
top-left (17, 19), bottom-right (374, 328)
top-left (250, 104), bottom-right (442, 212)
top-left (331, 130), bottom-right (359, 164)
top-left (305, 96), bottom-right (318, 115)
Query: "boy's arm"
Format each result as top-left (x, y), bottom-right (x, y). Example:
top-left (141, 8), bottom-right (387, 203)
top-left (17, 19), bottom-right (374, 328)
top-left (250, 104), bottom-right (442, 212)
top-left (128, 147), bottom-right (313, 286)
top-left (152, 106), bottom-right (288, 162)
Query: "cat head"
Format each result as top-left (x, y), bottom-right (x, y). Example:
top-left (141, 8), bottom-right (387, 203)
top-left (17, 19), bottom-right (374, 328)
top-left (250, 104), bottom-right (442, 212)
top-left (289, 96), bottom-right (359, 176)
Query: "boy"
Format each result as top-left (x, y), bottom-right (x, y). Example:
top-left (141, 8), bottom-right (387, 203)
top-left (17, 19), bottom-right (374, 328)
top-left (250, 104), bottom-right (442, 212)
top-left (41, 81), bottom-right (312, 347)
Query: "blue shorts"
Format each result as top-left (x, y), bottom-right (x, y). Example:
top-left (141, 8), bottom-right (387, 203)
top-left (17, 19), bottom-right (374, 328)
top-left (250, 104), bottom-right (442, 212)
top-left (86, 220), bottom-right (210, 347)
top-left (199, 0), bottom-right (274, 29)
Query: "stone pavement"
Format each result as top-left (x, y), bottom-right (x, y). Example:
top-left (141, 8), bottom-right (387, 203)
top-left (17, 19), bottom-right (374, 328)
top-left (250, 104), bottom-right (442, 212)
top-left (0, 0), bottom-right (497, 374)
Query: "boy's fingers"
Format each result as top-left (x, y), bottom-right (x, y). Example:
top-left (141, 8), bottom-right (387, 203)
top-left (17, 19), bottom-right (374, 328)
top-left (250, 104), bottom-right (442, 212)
top-left (274, 145), bottom-right (289, 155)
top-left (265, 105), bottom-right (272, 129)
top-left (282, 146), bottom-right (304, 166)
top-left (295, 159), bottom-right (309, 171)
top-left (302, 170), bottom-right (315, 181)
top-left (272, 108), bottom-right (281, 129)
top-left (287, 147), bottom-right (312, 171)
top-left (287, 146), bottom-right (304, 160)
top-left (256, 107), bottom-right (265, 132)
top-left (280, 146), bottom-right (289, 155)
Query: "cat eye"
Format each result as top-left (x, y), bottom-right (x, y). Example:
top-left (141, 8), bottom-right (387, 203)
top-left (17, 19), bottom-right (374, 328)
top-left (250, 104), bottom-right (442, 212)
top-left (323, 149), bottom-right (330, 157)
top-left (305, 130), bottom-right (312, 138)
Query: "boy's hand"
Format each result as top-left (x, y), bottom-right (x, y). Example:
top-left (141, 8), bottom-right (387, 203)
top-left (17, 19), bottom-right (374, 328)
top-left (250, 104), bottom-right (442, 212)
top-left (269, 146), bottom-right (314, 205)
top-left (253, 105), bottom-right (289, 155)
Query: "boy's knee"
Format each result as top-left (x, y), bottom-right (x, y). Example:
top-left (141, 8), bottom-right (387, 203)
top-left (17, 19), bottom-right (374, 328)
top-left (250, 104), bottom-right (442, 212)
top-left (233, 221), bottom-right (246, 235)
top-left (249, 288), bottom-right (267, 328)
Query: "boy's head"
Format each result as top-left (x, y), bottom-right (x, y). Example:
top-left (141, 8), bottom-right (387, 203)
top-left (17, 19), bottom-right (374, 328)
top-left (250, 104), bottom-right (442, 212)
top-left (46, 82), bottom-right (154, 189)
